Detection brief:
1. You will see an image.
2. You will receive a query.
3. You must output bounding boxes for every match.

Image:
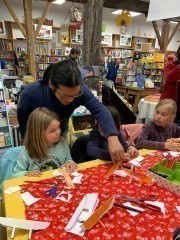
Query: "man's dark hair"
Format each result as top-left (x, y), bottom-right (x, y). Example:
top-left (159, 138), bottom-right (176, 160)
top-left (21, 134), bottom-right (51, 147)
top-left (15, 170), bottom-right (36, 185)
top-left (106, 105), bottom-right (122, 130)
top-left (42, 59), bottom-right (82, 88)
top-left (70, 48), bottom-right (81, 55)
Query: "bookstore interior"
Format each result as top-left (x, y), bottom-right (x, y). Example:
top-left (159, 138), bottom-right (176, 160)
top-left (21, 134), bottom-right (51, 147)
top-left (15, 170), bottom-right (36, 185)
top-left (0, 0), bottom-right (180, 239)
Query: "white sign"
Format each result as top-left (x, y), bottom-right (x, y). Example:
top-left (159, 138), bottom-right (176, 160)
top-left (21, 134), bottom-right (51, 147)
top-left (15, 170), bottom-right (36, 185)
top-left (101, 33), bottom-right (112, 45)
top-left (147, 0), bottom-right (180, 22)
top-left (34, 24), bottom-right (52, 39)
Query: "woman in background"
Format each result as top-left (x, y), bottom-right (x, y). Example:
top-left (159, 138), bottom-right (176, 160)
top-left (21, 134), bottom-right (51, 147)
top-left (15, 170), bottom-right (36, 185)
top-left (160, 46), bottom-right (180, 125)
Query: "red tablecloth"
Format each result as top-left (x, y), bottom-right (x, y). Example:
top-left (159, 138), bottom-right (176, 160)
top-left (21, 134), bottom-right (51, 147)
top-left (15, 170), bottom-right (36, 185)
top-left (21, 152), bottom-right (180, 240)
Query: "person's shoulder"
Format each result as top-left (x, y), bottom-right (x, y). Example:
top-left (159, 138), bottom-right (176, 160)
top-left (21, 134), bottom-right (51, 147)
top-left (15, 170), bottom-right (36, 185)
top-left (143, 120), bottom-right (155, 129)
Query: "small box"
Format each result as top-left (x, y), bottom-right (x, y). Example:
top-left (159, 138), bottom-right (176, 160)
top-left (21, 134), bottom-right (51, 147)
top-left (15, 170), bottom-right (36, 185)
top-left (72, 114), bottom-right (96, 131)
top-left (142, 43), bottom-right (151, 52)
top-left (147, 160), bottom-right (180, 195)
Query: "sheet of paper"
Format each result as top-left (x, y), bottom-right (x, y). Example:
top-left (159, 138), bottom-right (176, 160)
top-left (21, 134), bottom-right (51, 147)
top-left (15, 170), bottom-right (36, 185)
top-left (56, 190), bottom-right (72, 202)
top-left (176, 206), bottom-right (180, 213)
top-left (145, 201), bottom-right (165, 214)
top-left (114, 170), bottom-right (128, 177)
top-left (134, 156), bottom-right (145, 162)
top-left (71, 172), bottom-right (83, 184)
top-left (129, 159), bottom-right (141, 167)
top-left (20, 192), bottom-right (41, 206)
top-left (4, 186), bottom-right (21, 194)
top-left (123, 202), bottom-right (145, 217)
top-left (65, 193), bottom-right (98, 236)
top-left (52, 169), bottom-right (63, 176)
top-left (168, 151), bottom-right (180, 157)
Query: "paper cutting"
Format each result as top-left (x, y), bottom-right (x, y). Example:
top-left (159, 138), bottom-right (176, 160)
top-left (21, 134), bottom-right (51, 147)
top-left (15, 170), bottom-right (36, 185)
top-left (0, 217), bottom-right (50, 240)
top-left (62, 166), bottom-right (75, 189)
top-left (82, 195), bottom-right (115, 230)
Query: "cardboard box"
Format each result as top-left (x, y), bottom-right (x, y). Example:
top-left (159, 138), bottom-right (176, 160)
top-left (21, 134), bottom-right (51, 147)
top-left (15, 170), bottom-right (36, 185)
top-left (147, 160), bottom-right (180, 195)
top-left (142, 43), bottom-right (152, 52)
top-left (72, 114), bottom-right (96, 131)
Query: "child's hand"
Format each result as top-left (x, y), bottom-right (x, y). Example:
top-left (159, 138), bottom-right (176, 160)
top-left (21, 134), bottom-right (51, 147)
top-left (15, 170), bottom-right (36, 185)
top-left (25, 170), bottom-right (42, 177)
top-left (62, 161), bottom-right (78, 173)
top-left (123, 153), bottom-right (130, 162)
top-left (165, 142), bottom-right (180, 152)
top-left (127, 146), bottom-right (139, 158)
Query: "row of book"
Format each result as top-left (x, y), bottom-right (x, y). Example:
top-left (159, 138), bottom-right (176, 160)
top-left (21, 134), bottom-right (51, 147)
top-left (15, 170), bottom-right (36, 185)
top-left (0, 41), bottom-right (13, 51)
top-left (100, 48), bottom-right (133, 58)
top-left (0, 52), bottom-right (14, 59)
top-left (33, 18), bottom-right (53, 26)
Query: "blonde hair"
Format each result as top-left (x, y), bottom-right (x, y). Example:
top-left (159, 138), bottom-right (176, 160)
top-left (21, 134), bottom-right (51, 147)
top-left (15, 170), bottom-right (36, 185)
top-left (23, 107), bottom-right (60, 160)
top-left (156, 99), bottom-right (177, 115)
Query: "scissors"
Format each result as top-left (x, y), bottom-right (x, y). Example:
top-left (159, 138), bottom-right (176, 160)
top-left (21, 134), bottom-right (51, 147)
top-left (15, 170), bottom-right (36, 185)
top-left (44, 179), bottom-right (62, 197)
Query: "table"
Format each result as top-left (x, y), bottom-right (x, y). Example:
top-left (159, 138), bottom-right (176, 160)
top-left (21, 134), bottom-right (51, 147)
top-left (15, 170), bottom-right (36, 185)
top-left (125, 88), bottom-right (160, 113)
top-left (2, 153), bottom-right (180, 240)
top-left (115, 86), bottom-right (128, 99)
top-left (2, 160), bottom-right (108, 240)
top-left (137, 98), bottom-right (158, 123)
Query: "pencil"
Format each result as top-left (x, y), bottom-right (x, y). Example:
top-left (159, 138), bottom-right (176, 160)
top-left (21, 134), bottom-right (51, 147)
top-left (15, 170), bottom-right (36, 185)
top-left (114, 202), bottom-right (143, 213)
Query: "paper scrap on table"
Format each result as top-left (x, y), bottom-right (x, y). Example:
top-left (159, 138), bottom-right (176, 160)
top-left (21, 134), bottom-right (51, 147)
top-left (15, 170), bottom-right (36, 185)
top-left (145, 201), bottom-right (165, 214)
top-left (65, 193), bottom-right (99, 236)
top-left (4, 186), bottom-right (21, 194)
top-left (129, 159), bottom-right (141, 167)
top-left (20, 192), bottom-right (41, 206)
top-left (123, 202), bottom-right (145, 217)
top-left (114, 170), bottom-right (128, 177)
top-left (176, 206), bottom-right (180, 213)
top-left (71, 171), bottom-right (83, 184)
top-left (56, 190), bottom-right (72, 202)
top-left (168, 151), bottom-right (180, 157)
top-left (52, 169), bottom-right (63, 176)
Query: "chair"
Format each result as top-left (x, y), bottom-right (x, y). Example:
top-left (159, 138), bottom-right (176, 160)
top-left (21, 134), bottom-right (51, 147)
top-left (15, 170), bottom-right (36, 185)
top-left (0, 146), bottom-right (23, 197)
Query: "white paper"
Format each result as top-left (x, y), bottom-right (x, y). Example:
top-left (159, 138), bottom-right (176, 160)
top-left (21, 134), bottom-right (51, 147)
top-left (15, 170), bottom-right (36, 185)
top-left (52, 169), bottom-right (63, 176)
top-left (4, 186), bottom-right (21, 194)
top-left (176, 206), bottom-right (180, 213)
top-left (20, 192), bottom-right (41, 206)
top-left (71, 171), bottom-right (83, 177)
top-left (129, 159), bottom-right (141, 167)
top-left (56, 190), bottom-right (72, 202)
top-left (134, 156), bottom-right (145, 162)
top-left (123, 202), bottom-right (145, 216)
top-left (71, 172), bottom-right (83, 184)
top-left (114, 170), bottom-right (128, 177)
top-left (168, 151), bottom-right (180, 157)
top-left (65, 193), bottom-right (98, 236)
top-left (145, 201), bottom-right (165, 214)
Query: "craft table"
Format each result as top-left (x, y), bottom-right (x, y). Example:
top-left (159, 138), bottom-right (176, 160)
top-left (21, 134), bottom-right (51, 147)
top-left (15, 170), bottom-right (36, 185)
top-left (137, 98), bottom-right (159, 124)
top-left (2, 151), bottom-right (180, 240)
top-left (125, 88), bottom-right (160, 113)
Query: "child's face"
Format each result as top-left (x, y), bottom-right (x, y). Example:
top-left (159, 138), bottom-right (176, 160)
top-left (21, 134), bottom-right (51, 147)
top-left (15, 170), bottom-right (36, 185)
top-left (154, 105), bottom-right (174, 128)
top-left (44, 119), bottom-right (61, 147)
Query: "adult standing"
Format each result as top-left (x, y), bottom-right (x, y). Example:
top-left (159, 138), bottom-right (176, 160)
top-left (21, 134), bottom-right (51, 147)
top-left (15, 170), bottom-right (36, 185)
top-left (17, 60), bottom-right (124, 164)
top-left (106, 58), bottom-right (121, 85)
top-left (66, 48), bottom-right (81, 64)
top-left (160, 46), bottom-right (180, 125)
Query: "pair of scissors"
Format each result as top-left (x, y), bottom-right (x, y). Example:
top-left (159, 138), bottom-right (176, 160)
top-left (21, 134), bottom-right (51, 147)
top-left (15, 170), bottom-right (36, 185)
top-left (44, 179), bottom-right (62, 197)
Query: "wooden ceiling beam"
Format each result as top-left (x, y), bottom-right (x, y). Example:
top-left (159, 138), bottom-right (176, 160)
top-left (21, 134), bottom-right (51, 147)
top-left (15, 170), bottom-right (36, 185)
top-left (34, 1), bottom-right (52, 39)
top-left (3, 0), bottom-right (26, 38)
top-left (66, 0), bottom-right (149, 13)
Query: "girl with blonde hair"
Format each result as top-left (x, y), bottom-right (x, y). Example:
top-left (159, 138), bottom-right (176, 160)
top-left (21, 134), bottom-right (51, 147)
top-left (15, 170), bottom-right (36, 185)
top-left (12, 107), bottom-right (77, 178)
top-left (136, 99), bottom-right (180, 151)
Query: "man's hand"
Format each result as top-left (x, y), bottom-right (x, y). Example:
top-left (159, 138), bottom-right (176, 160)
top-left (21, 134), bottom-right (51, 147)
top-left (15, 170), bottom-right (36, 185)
top-left (25, 170), bottom-right (42, 177)
top-left (107, 136), bottom-right (124, 164)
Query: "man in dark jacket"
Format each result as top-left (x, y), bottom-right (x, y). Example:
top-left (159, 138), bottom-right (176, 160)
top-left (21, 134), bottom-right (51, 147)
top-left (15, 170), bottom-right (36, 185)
top-left (66, 48), bottom-right (81, 64)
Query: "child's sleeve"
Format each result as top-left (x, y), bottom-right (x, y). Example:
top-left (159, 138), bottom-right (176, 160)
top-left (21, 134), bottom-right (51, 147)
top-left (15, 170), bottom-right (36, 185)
top-left (136, 125), bottom-right (165, 150)
top-left (12, 150), bottom-right (30, 178)
top-left (63, 142), bottom-right (74, 163)
top-left (87, 129), bottom-right (111, 160)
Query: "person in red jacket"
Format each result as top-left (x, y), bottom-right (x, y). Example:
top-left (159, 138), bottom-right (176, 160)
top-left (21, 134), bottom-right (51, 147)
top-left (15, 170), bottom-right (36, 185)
top-left (160, 46), bottom-right (180, 125)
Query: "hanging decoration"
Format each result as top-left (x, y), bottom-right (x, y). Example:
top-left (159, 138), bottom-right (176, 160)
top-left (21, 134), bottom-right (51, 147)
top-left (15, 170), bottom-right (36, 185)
top-left (116, 10), bottom-right (132, 34)
top-left (70, 6), bottom-right (82, 22)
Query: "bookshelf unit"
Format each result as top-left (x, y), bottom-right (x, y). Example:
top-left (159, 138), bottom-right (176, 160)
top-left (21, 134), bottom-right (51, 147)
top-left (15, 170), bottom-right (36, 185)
top-left (0, 79), bottom-right (13, 150)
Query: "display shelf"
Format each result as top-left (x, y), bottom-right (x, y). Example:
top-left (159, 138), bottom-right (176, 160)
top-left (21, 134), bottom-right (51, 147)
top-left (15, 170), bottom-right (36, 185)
top-left (0, 82), bottom-right (13, 148)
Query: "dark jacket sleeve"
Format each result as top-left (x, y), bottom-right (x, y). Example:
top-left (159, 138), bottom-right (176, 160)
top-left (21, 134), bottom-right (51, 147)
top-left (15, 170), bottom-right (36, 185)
top-left (136, 124), bottom-right (165, 150)
top-left (118, 132), bottom-right (129, 150)
top-left (81, 85), bottom-right (118, 138)
top-left (17, 88), bottom-right (33, 139)
top-left (87, 129), bottom-right (111, 160)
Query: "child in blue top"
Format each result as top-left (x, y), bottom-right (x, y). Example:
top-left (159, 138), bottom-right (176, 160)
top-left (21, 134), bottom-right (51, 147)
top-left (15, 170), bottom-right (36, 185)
top-left (87, 105), bottom-right (138, 161)
top-left (12, 107), bottom-right (77, 178)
